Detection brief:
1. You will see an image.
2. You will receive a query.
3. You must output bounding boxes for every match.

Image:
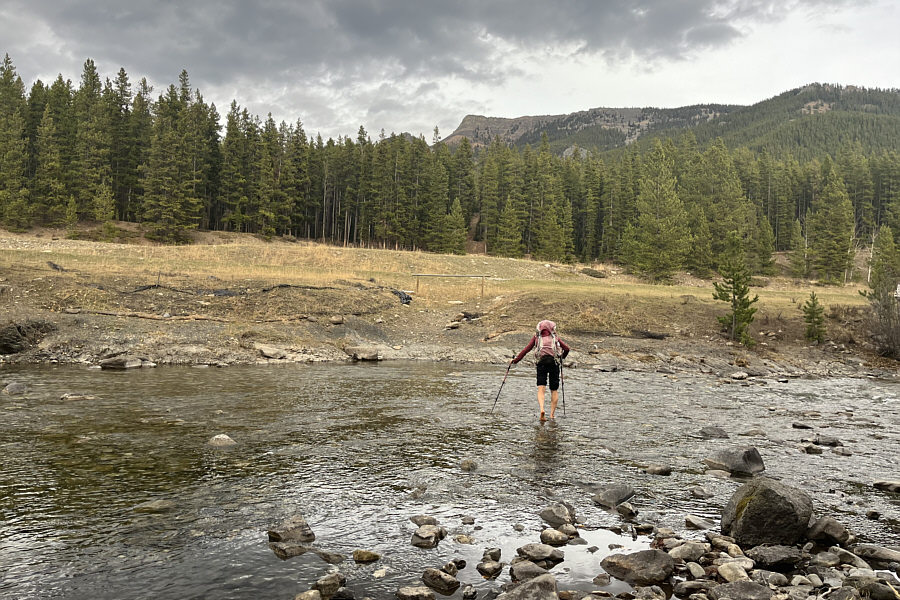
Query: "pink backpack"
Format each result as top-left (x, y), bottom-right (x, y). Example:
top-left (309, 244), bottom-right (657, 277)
top-left (533, 320), bottom-right (561, 361)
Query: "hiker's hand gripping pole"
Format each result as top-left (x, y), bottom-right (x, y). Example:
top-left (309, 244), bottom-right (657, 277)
top-left (490, 360), bottom-right (513, 414)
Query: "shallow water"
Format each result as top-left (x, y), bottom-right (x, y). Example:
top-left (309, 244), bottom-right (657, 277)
top-left (0, 363), bottom-right (898, 599)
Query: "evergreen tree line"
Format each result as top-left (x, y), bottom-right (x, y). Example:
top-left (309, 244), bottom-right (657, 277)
top-left (2, 55), bottom-right (900, 283)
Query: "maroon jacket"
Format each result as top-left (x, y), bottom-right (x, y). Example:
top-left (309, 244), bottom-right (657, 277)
top-left (512, 333), bottom-right (570, 364)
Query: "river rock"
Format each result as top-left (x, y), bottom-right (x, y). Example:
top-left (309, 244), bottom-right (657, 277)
top-left (256, 344), bottom-right (287, 359)
top-left (270, 542), bottom-right (309, 560)
top-left (498, 573), bottom-right (557, 599)
top-left (509, 560), bottom-right (548, 582)
top-left (673, 580), bottom-right (717, 596)
top-left (557, 523), bottom-right (577, 537)
top-left (600, 549), bottom-right (675, 586)
top-left (396, 587), bottom-right (434, 600)
top-left (461, 516), bottom-right (475, 525)
top-left (745, 544), bottom-right (802, 570)
top-left (60, 392), bottom-right (97, 401)
top-left (422, 568), bottom-right (460, 594)
top-left (831, 547), bottom-right (871, 569)
top-left (476, 560), bottom-right (503, 578)
top-left (268, 514), bottom-right (316, 543)
top-left (314, 573), bottom-right (346, 599)
top-left (708, 580), bottom-right (773, 600)
top-left (686, 562), bottom-right (706, 579)
top-left (699, 426), bottom-right (730, 439)
top-left (461, 586), bottom-right (476, 600)
top-left (690, 486), bottom-right (715, 499)
top-left (440, 562), bottom-right (457, 577)
top-left (483, 548), bottom-right (502, 562)
top-left (702, 446), bottom-right (765, 475)
top-left (851, 544), bottom-right (900, 565)
top-left (345, 346), bottom-right (381, 361)
top-left (411, 525), bottom-right (446, 548)
top-left (330, 315), bottom-right (344, 325)
top-left (516, 543), bottom-right (564, 569)
top-left (751, 569), bottom-right (790, 587)
top-left (717, 561), bottom-right (750, 582)
top-left (539, 529), bottom-right (569, 546)
top-left (310, 549), bottom-right (345, 564)
top-left (208, 433), bottom-right (237, 447)
top-left (807, 516), bottom-right (852, 546)
top-left (873, 481), bottom-right (900, 493)
top-left (460, 458), bottom-right (477, 471)
top-left (539, 502), bottom-right (574, 527)
top-left (669, 541), bottom-right (708, 563)
top-left (644, 465), bottom-right (672, 476)
top-left (634, 585), bottom-right (666, 599)
top-left (721, 477), bottom-right (812, 546)
top-left (2, 382), bottom-right (26, 395)
top-left (592, 484), bottom-right (635, 508)
top-left (132, 499), bottom-right (175, 513)
top-left (410, 515), bottom-right (440, 526)
top-left (616, 502), bottom-right (637, 518)
top-left (685, 515), bottom-right (716, 530)
top-left (813, 434), bottom-right (842, 447)
top-left (353, 549), bottom-right (381, 563)
top-left (295, 591), bottom-right (322, 600)
top-left (453, 534), bottom-right (474, 544)
top-left (809, 551), bottom-right (841, 567)
top-left (99, 356), bottom-right (144, 369)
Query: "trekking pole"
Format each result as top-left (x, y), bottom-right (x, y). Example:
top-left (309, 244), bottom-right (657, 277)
top-left (560, 359), bottom-right (566, 417)
top-left (490, 361), bottom-right (513, 414)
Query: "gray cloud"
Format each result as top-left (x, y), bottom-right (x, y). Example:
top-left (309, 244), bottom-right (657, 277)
top-left (1, 0), bottom-right (870, 137)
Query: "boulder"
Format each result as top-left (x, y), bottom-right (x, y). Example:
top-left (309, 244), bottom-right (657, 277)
top-left (483, 548), bottom-right (502, 562)
top-left (539, 529), bottom-right (569, 546)
top-left (690, 486), bottom-right (715, 499)
top-left (330, 315), bottom-right (344, 325)
top-left (644, 465), bottom-right (672, 476)
top-left (208, 434), bottom-right (237, 447)
top-left (600, 549), bottom-right (675, 586)
top-left (476, 560), bottom-right (503, 578)
top-left (516, 543), bottom-right (564, 569)
top-left (309, 548), bottom-right (345, 565)
top-left (721, 477), bottom-right (812, 546)
top-left (634, 585), bottom-right (666, 599)
top-left (851, 544), bottom-right (900, 565)
top-left (708, 581), bottom-right (773, 600)
top-left (668, 541), bottom-right (708, 563)
top-left (591, 484), bottom-right (635, 508)
top-left (439, 562), bottom-right (457, 577)
top-left (807, 516), bottom-right (852, 546)
top-left (557, 523), bottom-right (577, 537)
top-left (294, 591), bottom-right (322, 600)
top-left (498, 573), bottom-right (557, 599)
top-left (699, 426), bottom-right (730, 439)
top-left (831, 547), bottom-right (871, 569)
top-left (352, 549), bottom-right (381, 563)
top-left (421, 568), bottom-right (460, 594)
top-left (345, 346), bottom-right (381, 361)
top-left (256, 344), bottom-right (287, 359)
top-left (745, 545), bottom-right (802, 571)
top-left (462, 586), bottom-right (476, 600)
top-left (673, 580), bottom-right (717, 596)
top-left (717, 561), bottom-right (749, 582)
top-left (539, 502), bottom-right (574, 527)
top-left (396, 587), bottom-right (435, 600)
top-left (2, 382), bottom-right (26, 395)
top-left (270, 542), bottom-right (309, 560)
top-left (509, 560), bottom-right (548, 582)
top-left (702, 446), bottom-right (765, 475)
top-left (873, 480), bottom-right (900, 493)
top-left (751, 570), bottom-right (790, 587)
top-left (410, 515), bottom-right (440, 526)
top-left (268, 514), bottom-right (315, 543)
top-left (685, 515), bottom-right (716, 530)
top-left (411, 525), bottom-right (446, 549)
top-left (99, 356), bottom-right (144, 369)
top-left (460, 459), bottom-right (478, 471)
top-left (314, 573), bottom-right (346, 599)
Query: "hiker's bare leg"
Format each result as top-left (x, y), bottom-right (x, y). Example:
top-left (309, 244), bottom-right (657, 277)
top-left (537, 385), bottom-right (546, 419)
top-left (550, 389), bottom-right (559, 419)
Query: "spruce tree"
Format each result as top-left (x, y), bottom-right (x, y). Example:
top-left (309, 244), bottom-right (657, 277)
top-left (788, 219), bottom-right (808, 278)
top-left (869, 225), bottom-right (899, 293)
top-left (620, 140), bottom-right (691, 281)
top-left (808, 166), bottom-right (854, 283)
top-left (32, 106), bottom-right (67, 224)
top-left (0, 54), bottom-right (30, 229)
top-left (495, 197), bottom-right (524, 257)
top-left (801, 291), bottom-right (826, 343)
top-left (713, 232), bottom-right (759, 346)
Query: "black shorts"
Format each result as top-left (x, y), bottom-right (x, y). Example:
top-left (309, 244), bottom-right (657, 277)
top-left (536, 355), bottom-right (560, 390)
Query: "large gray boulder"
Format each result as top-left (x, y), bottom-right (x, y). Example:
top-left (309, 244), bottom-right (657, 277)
top-left (314, 573), bottom-right (346, 600)
top-left (851, 544), bottom-right (900, 565)
top-left (516, 543), bottom-right (564, 569)
top-left (591, 484), bottom-right (635, 508)
top-left (721, 477), bottom-right (813, 547)
top-left (497, 573), bottom-right (557, 600)
top-left (411, 524), bottom-right (446, 548)
top-left (745, 545), bottom-right (802, 571)
top-left (509, 560), bottom-right (548, 582)
top-left (708, 581), bottom-right (773, 600)
top-left (538, 502), bottom-right (574, 527)
top-left (807, 516), bottom-right (852, 546)
top-left (396, 587), bottom-right (435, 600)
top-left (703, 446), bottom-right (765, 475)
top-left (600, 549), bottom-right (675, 586)
top-left (2, 381), bottom-right (26, 395)
top-left (421, 568), bottom-right (460, 594)
top-left (268, 515), bottom-right (316, 543)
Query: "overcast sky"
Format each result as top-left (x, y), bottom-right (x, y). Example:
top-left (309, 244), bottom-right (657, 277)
top-left (2, 1), bottom-right (897, 140)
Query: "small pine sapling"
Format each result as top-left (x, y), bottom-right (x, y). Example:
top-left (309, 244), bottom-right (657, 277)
top-left (802, 291), bottom-right (826, 344)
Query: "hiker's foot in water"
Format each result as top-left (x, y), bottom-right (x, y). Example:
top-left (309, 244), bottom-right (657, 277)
top-left (539, 411), bottom-right (546, 422)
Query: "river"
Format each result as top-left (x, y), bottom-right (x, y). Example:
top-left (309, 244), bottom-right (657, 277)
top-left (0, 363), bottom-right (898, 599)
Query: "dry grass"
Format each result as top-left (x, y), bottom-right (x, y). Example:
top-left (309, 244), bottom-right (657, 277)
top-left (0, 227), bottom-right (870, 334)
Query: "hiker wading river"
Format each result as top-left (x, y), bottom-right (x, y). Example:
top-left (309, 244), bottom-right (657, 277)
top-left (511, 319), bottom-right (571, 421)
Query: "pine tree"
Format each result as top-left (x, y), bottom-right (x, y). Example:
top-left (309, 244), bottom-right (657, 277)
top-left (801, 291), bottom-right (826, 343)
top-left (713, 232), bottom-right (759, 346)
top-left (442, 197), bottom-right (467, 255)
top-left (788, 219), bottom-right (808, 278)
top-left (808, 166), bottom-right (854, 283)
top-left (869, 225), bottom-right (899, 293)
top-left (0, 54), bottom-right (30, 229)
top-left (72, 59), bottom-right (112, 219)
top-left (620, 141), bottom-right (691, 281)
top-left (494, 196), bottom-right (524, 257)
top-left (32, 106), bottom-right (67, 224)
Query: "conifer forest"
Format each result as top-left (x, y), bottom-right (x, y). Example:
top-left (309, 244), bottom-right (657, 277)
top-left (2, 55), bottom-right (900, 284)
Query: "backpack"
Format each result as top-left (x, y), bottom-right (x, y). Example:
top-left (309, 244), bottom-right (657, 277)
top-left (533, 320), bottom-right (561, 362)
